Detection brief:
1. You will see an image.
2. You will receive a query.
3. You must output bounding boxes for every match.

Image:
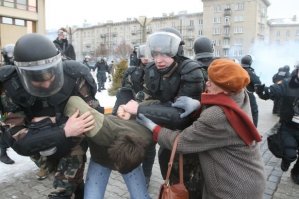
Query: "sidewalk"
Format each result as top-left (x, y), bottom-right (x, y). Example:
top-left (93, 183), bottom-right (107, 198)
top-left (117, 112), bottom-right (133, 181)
top-left (1, 98), bottom-right (299, 199)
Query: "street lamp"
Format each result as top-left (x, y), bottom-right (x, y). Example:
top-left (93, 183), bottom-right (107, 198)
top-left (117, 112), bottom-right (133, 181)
top-left (136, 16), bottom-right (152, 43)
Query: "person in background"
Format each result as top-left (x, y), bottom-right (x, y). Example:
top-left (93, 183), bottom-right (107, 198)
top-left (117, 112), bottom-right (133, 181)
top-left (53, 27), bottom-right (76, 60)
top-left (272, 65), bottom-right (291, 115)
top-left (1, 44), bottom-right (15, 65)
top-left (0, 33), bottom-right (103, 199)
top-left (94, 58), bottom-right (109, 91)
top-left (255, 64), bottom-right (299, 185)
top-left (129, 46), bottom-right (139, 67)
top-left (121, 27), bottom-right (206, 198)
top-left (240, 54), bottom-right (261, 127)
top-left (137, 58), bottom-right (266, 198)
top-left (108, 60), bottom-right (115, 81)
top-left (193, 36), bottom-right (217, 81)
top-left (0, 44), bottom-right (16, 164)
top-left (83, 55), bottom-right (91, 70)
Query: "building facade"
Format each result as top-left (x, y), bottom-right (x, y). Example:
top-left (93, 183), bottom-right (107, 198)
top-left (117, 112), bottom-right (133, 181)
top-left (71, 0), bottom-right (299, 61)
top-left (0, 0), bottom-right (46, 63)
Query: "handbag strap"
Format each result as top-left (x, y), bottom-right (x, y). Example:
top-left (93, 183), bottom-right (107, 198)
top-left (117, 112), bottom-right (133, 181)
top-left (165, 135), bottom-right (184, 184)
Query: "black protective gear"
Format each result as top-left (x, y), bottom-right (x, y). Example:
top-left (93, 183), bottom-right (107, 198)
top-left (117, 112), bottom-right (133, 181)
top-left (144, 59), bottom-right (205, 103)
top-left (241, 55), bottom-right (253, 67)
top-left (48, 191), bottom-right (72, 199)
top-left (14, 33), bottom-right (58, 62)
top-left (0, 147), bottom-right (15, 164)
top-left (122, 66), bottom-right (144, 94)
top-left (193, 36), bottom-right (214, 60)
top-left (138, 103), bottom-right (194, 130)
top-left (13, 34), bottom-right (64, 97)
top-left (9, 118), bottom-right (75, 158)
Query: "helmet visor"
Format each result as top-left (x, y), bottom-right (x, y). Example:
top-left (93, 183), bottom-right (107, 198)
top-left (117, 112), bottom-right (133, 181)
top-left (137, 45), bottom-right (147, 59)
top-left (145, 32), bottom-right (181, 58)
top-left (15, 54), bottom-right (64, 97)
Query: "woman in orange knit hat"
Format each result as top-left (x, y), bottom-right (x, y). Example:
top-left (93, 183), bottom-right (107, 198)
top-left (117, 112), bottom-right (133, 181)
top-left (137, 58), bottom-right (266, 198)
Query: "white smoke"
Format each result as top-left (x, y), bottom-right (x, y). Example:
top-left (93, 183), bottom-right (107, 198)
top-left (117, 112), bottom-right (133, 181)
top-left (249, 41), bottom-right (299, 85)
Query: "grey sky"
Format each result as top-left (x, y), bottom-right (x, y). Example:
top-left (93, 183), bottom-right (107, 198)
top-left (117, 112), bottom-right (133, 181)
top-left (45, 0), bottom-right (299, 30)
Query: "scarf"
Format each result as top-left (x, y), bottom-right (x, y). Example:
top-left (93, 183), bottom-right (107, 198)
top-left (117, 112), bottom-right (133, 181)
top-left (201, 92), bottom-right (261, 145)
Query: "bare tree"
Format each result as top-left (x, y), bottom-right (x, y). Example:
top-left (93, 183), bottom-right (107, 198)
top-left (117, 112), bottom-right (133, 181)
top-left (95, 43), bottom-right (109, 58)
top-left (114, 40), bottom-right (132, 59)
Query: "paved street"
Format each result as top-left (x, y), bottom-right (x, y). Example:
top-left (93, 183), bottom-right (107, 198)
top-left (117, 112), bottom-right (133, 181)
top-left (1, 97), bottom-right (299, 198)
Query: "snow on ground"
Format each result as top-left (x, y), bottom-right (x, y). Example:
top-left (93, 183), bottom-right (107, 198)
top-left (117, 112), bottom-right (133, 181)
top-left (0, 77), bottom-right (116, 182)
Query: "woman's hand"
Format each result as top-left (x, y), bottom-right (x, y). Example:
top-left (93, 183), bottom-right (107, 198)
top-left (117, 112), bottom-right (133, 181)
top-left (64, 109), bottom-right (95, 137)
top-left (123, 100), bottom-right (139, 115)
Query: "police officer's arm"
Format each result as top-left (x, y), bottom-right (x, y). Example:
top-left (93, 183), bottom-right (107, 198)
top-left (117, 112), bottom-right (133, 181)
top-left (255, 82), bottom-right (286, 100)
top-left (137, 100), bottom-right (196, 130)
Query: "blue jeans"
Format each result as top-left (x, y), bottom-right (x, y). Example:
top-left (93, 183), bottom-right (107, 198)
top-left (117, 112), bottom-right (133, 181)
top-left (84, 159), bottom-right (151, 199)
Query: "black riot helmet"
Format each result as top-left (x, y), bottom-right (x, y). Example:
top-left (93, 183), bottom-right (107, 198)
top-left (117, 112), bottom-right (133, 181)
top-left (14, 33), bottom-right (64, 97)
top-left (146, 27), bottom-right (184, 58)
top-left (241, 55), bottom-right (253, 68)
top-left (193, 36), bottom-right (214, 60)
top-left (282, 65), bottom-right (290, 72)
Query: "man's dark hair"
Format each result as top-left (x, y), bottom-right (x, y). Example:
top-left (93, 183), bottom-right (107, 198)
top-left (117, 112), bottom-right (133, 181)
top-left (108, 134), bottom-right (147, 174)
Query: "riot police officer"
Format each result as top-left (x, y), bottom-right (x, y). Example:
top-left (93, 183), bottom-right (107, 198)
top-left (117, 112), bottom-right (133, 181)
top-left (94, 58), bottom-right (109, 91)
top-left (121, 27), bottom-right (206, 198)
top-left (255, 65), bottom-right (299, 185)
top-left (193, 36), bottom-right (216, 81)
top-left (0, 33), bottom-right (103, 199)
top-left (1, 44), bottom-right (15, 65)
top-left (241, 54), bottom-right (261, 127)
top-left (0, 44), bottom-right (15, 164)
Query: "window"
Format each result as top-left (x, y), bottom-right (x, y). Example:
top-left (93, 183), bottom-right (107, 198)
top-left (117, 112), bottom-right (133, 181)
top-left (28, 0), bottom-right (37, 12)
top-left (213, 27), bottom-right (221, 35)
top-left (2, 17), bottom-right (13, 24)
top-left (4, 0), bottom-right (14, 8)
top-left (213, 17), bottom-right (221, 24)
top-left (286, 30), bottom-right (290, 37)
top-left (235, 2), bottom-right (244, 11)
top-left (15, 19), bottom-right (25, 26)
top-left (276, 31), bottom-right (280, 37)
top-left (234, 26), bottom-right (243, 34)
top-left (198, 30), bottom-right (203, 36)
top-left (16, 0), bottom-right (26, 10)
top-left (198, 19), bottom-right (203, 25)
top-left (296, 30), bottom-right (299, 36)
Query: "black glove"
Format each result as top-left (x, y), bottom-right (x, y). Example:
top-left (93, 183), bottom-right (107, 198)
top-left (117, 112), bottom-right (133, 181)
top-left (254, 84), bottom-right (265, 94)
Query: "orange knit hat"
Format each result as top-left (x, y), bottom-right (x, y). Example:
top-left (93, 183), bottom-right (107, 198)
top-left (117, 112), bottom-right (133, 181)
top-left (208, 58), bottom-right (250, 92)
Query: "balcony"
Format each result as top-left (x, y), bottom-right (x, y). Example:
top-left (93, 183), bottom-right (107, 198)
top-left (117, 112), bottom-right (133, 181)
top-left (224, 8), bottom-right (232, 16)
top-left (223, 23), bottom-right (230, 27)
top-left (186, 26), bottom-right (194, 31)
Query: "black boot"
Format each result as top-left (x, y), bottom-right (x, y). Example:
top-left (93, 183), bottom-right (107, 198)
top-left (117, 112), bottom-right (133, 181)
top-left (0, 148), bottom-right (15, 164)
top-left (281, 159), bottom-right (291, 171)
top-left (74, 182), bottom-right (84, 199)
top-left (291, 159), bottom-right (299, 184)
top-left (48, 191), bottom-right (71, 199)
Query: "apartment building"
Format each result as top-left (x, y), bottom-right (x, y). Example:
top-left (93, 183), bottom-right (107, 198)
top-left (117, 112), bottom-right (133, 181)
top-left (72, 12), bottom-right (203, 60)
top-left (71, 0), bottom-right (299, 61)
top-left (0, 0), bottom-right (46, 62)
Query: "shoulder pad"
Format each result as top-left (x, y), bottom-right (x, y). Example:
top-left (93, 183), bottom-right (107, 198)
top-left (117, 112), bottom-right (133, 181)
top-left (0, 65), bottom-right (16, 82)
top-left (179, 59), bottom-right (202, 75)
top-left (63, 60), bottom-right (91, 78)
top-left (63, 60), bottom-right (97, 95)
